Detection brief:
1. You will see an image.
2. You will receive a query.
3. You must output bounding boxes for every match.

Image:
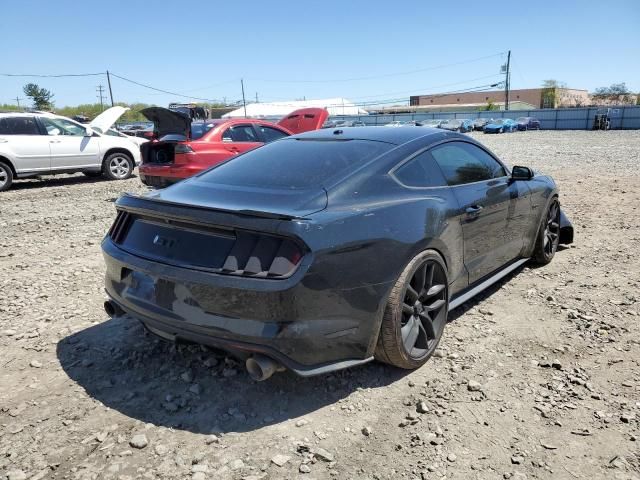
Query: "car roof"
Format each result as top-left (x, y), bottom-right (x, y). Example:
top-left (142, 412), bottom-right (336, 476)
top-left (0, 111), bottom-right (62, 118)
top-left (290, 126), bottom-right (450, 145)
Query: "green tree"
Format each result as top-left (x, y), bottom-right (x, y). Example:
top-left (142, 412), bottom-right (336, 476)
top-left (593, 83), bottom-right (634, 104)
top-left (541, 79), bottom-right (567, 108)
top-left (23, 83), bottom-right (55, 110)
top-left (483, 101), bottom-right (498, 111)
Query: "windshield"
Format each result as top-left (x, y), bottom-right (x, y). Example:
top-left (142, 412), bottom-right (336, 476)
top-left (516, 117), bottom-right (527, 122)
top-left (493, 119), bottom-right (505, 125)
top-left (191, 122), bottom-right (219, 140)
top-left (197, 138), bottom-right (393, 190)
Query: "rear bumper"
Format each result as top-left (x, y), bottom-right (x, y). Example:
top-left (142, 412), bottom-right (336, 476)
top-left (139, 163), bottom-right (206, 182)
top-left (139, 173), bottom-right (180, 188)
top-left (101, 237), bottom-right (385, 375)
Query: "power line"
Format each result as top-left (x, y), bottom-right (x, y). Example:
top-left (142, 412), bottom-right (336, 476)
top-left (0, 72), bottom-right (104, 78)
top-left (239, 82), bottom-right (506, 110)
top-left (340, 74), bottom-right (503, 101)
top-left (254, 52), bottom-right (506, 83)
top-left (256, 74), bottom-right (503, 103)
top-left (109, 72), bottom-right (221, 103)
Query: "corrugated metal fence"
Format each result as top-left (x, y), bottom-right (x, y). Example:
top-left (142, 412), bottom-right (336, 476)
top-left (336, 106), bottom-right (640, 130)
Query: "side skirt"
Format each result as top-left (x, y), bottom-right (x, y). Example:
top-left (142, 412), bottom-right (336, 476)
top-left (448, 258), bottom-right (529, 310)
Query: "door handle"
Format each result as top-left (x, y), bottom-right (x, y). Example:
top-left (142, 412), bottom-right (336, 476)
top-left (49, 140), bottom-right (61, 143)
top-left (465, 205), bottom-right (484, 214)
top-left (0, 138), bottom-right (7, 143)
top-left (226, 146), bottom-right (239, 153)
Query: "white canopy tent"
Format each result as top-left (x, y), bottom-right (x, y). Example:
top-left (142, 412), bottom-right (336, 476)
top-left (222, 98), bottom-right (368, 118)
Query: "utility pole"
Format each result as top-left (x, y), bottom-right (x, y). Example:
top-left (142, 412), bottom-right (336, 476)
top-left (15, 96), bottom-right (24, 108)
top-left (106, 70), bottom-right (114, 107)
top-left (96, 85), bottom-right (106, 110)
top-left (241, 78), bottom-right (247, 117)
top-left (255, 92), bottom-right (258, 103)
top-left (504, 50), bottom-right (511, 111)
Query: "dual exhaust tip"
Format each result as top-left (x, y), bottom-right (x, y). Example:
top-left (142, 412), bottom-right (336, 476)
top-left (104, 300), bottom-right (283, 381)
top-left (246, 354), bottom-right (285, 381)
top-left (104, 300), bottom-right (125, 318)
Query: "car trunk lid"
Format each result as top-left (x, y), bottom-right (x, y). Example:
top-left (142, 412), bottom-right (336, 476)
top-left (144, 179), bottom-right (328, 218)
top-left (141, 107), bottom-right (191, 140)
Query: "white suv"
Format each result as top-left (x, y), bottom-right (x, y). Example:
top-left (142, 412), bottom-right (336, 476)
top-left (0, 107), bottom-right (142, 192)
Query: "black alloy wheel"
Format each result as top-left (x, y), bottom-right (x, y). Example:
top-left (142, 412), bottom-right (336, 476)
top-left (376, 251), bottom-right (449, 369)
top-left (543, 200), bottom-right (560, 257)
top-left (532, 199), bottom-right (560, 265)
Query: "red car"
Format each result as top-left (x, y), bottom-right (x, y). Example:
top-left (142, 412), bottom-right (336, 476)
top-left (139, 107), bottom-right (328, 187)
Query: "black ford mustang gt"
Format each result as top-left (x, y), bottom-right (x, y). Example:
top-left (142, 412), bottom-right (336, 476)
top-left (102, 127), bottom-right (573, 380)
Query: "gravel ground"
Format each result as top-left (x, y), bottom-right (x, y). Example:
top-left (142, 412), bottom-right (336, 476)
top-left (1, 130), bottom-right (639, 480)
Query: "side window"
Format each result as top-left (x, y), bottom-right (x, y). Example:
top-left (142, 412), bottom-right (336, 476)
top-left (0, 116), bottom-right (40, 135)
top-left (221, 125), bottom-right (258, 142)
top-left (393, 151), bottom-right (447, 188)
top-left (40, 117), bottom-right (86, 136)
top-left (431, 142), bottom-right (506, 186)
top-left (258, 126), bottom-right (289, 143)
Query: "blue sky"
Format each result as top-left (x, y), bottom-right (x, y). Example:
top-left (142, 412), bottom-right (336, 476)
top-left (1, 0), bottom-right (638, 108)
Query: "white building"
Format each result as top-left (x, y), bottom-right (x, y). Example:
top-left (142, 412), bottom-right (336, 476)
top-left (222, 98), bottom-right (368, 118)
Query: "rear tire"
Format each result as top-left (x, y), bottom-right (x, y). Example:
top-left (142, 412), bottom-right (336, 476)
top-left (375, 250), bottom-right (448, 369)
top-left (531, 198), bottom-right (560, 265)
top-left (103, 152), bottom-right (134, 180)
top-left (0, 161), bottom-right (13, 192)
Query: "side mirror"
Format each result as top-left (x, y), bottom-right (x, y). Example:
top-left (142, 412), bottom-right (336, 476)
top-left (511, 165), bottom-right (533, 180)
top-left (84, 127), bottom-right (95, 137)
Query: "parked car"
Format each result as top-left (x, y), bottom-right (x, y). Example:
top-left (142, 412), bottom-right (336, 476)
top-left (483, 118), bottom-right (517, 133)
top-left (439, 119), bottom-right (474, 133)
top-left (119, 123), bottom-right (155, 140)
top-left (138, 107), bottom-right (328, 188)
top-left (421, 119), bottom-right (445, 129)
top-left (516, 117), bottom-right (541, 131)
top-left (334, 120), bottom-right (366, 128)
top-left (0, 107), bottom-right (141, 192)
top-left (102, 127), bottom-right (573, 380)
top-left (473, 118), bottom-right (491, 131)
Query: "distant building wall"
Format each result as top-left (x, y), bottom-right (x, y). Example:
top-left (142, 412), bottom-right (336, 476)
top-left (410, 88), bottom-right (591, 109)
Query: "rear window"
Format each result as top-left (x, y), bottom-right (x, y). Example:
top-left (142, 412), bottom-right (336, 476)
top-left (197, 138), bottom-right (393, 190)
top-left (0, 116), bottom-right (40, 135)
top-left (191, 122), bottom-right (218, 140)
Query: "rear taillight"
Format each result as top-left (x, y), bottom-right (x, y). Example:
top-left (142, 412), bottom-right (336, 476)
top-left (108, 210), bottom-right (131, 243)
top-left (174, 144), bottom-right (194, 154)
top-left (108, 210), bottom-right (304, 279)
top-left (221, 231), bottom-right (303, 278)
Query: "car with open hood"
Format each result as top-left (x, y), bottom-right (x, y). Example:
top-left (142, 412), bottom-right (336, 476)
top-left (102, 127), bottom-right (573, 380)
top-left (90, 107), bottom-right (150, 147)
top-left (0, 107), bottom-right (141, 191)
top-left (138, 107), bottom-right (328, 188)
